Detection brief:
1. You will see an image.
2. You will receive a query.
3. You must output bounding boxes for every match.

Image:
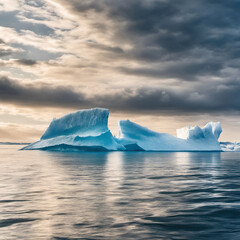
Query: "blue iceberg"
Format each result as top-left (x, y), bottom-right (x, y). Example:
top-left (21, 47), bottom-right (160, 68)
top-left (117, 120), bottom-right (222, 151)
top-left (22, 108), bottom-right (223, 152)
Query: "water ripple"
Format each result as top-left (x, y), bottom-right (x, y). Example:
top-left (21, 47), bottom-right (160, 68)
top-left (0, 147), bottom-right (240, 239)
top-left (0, 218), bottom-right (38, 228)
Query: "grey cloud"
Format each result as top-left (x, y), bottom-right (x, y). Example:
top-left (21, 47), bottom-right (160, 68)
top-left (0, 76), bottom-right (89, 108)
top-left (0, 49), bottom-right (14, 57)
top-left (2, 0), bottom-right (239, 82)
top-left (1, 0), bottom-right (240, 116)
top-left (0, 41), bottom-right (19, 57)
top-left (1, 76), bottom-right (240, 115)
top-left (118, 60), bottom-right (223, 81)
top-left (56, 0), bottom-right (240, 81)
top-left (15, 59), bottom-right (38, 66)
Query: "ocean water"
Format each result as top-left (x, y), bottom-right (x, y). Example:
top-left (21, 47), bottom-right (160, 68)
top-left (0, 146), bottom-right (240, 240)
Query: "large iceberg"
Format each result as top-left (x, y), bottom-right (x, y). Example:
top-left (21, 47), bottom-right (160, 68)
top-left (23, 108), bottom-right (125, 151)
top-left (22, 108), bottom-right (223, 152)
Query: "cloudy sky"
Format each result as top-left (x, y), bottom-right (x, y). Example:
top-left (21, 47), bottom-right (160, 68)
top-left (0, 0), bottom-right (240, 142)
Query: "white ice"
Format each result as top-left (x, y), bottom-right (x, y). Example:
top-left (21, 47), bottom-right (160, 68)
top-left (117, 120), bottom-right (222, 151)
top-left (220, 142), bottom-right (240, 152)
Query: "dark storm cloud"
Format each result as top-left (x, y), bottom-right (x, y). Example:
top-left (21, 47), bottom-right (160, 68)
top-left (1, 0), bottom-right (240, 115)
top-left (118, 59), bottom-right (223, 81)
top-left (1, 76), bottom-right (240, 114)
top-left (0, 76), bottom-right (89, 108)
top-left (59, 0), bottom-right (240, 81)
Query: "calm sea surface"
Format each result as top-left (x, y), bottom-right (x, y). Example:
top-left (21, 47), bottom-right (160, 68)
top-left (0, 145), bottom-right (240, 240)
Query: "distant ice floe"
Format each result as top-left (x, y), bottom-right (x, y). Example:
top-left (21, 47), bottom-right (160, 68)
top-left (220, 142), bottom-right (240, 152)
top-left (22, 108), bottom-right (226, 152)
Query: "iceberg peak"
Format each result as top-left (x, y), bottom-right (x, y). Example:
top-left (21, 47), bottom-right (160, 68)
top-left (41, 108), bottom-right (109, 140)
top-left (176, 122), bottom-right (222, 141)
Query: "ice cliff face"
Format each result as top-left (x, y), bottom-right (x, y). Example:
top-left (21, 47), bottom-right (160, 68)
top-left (41, 108), bottom-right (109, 139)
top-left (22, 108), bottom-right (223, 152)
top-left (23, 108), bottom-right (124, 151)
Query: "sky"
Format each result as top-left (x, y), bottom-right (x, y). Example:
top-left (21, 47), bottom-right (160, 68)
top-left (0, 0), bottom-right (240, 142)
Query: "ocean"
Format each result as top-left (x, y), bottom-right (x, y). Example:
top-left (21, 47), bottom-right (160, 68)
top-left (0, 145), bottom-right (240, 239)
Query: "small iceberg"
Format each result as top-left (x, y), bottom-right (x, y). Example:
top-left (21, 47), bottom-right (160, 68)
top-left (22, 108), bottom-right (223, 152)
top-left (220, 142), bottom-right (240, 152)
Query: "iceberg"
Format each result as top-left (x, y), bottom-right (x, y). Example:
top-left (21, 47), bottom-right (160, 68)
top-left (23, 108), bottom-right (125, 151)
top-left (220, 142), bottom-right (240, 152)
top-left (117, 120), bottom-right (222, 151)
top-left (22, 108), bottom-right (223, 152)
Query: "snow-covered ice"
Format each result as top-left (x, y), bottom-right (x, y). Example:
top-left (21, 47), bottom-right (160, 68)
top-left (23, 108), bottom-right (224, 152)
